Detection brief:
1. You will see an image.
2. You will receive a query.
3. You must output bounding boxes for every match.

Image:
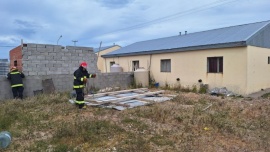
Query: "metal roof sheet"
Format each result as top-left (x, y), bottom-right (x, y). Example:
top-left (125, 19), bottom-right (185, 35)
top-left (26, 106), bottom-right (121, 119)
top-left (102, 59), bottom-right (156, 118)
top-left (103, 20), bottom-right (270, 57)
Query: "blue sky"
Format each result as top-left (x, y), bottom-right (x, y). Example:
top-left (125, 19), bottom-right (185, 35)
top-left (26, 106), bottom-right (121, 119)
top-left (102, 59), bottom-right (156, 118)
top-left (0, 0), bottom-right (270, 59)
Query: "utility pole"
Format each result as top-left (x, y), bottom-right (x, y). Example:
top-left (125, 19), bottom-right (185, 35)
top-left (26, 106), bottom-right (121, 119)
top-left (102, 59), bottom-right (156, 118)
top-left (72, 40), bottom-right (78, 46)
top-left (57, 35), bottom-right (62, 45)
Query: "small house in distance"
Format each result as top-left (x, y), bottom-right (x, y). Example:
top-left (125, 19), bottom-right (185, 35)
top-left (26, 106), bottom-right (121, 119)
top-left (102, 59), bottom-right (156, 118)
top-left (94, 45), bottom-right (121, 73)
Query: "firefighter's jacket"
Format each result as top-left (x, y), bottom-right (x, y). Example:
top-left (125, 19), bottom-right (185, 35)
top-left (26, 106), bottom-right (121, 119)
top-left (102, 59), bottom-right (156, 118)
top-left (73, 66), bottom-right (95, 89)
top-left (7, 69), bottom-right (25, 88)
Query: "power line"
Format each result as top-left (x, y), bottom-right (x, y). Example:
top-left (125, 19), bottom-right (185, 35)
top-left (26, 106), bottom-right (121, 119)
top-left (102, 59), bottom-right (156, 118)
top-left (0, 46), bottom-right (17, 47)
top-left (99, 0), bottom-right (240, 36)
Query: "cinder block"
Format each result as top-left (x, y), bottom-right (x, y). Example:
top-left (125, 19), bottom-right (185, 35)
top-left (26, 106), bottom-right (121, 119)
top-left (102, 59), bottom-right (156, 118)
top-left (56, 61), bottom-right (63, 64)
top-left (53, 45), bottom-right (62, 49)
top-left (49, 61), bottom-right (57, 64)
top-left (53, 64), bottom-right (62, 68)
top-left (38, 71), bottom-right (47, 75)
top-left (64, 53), bottom-right (71, 56)
top-left (29, 72), bottom-right (37, 75)
top-left (75, 50), bottom-right (83, 53)
top-left (72, 61), bottom-right (79, 64)
top-left (44, 45), bottom-right (55, 49)
top-left (27, 63), bottom-right (37, 68)
top-left (78, 53), bottom-right (85, 57)
top-left (36, 44), bottom-right (46, 48)
top-left (53, 56), bottom-right (62, 60)
top-left (48, 52), bottom-right (56, 56)
top-left (36, 64), bottom-right (45, 68)
top-left (62, 56), bottom-right (70, 60)
top-left (61, 49), bottom-right (69, 52)
top-left (49, 67), bottom-right (57, 71)
top-left (27, 56), bottom-right (36, 60)
top-left (45, 56), bottom-right (54, 60)
top-left (66, 46), bottom-right (93, 51)
top-left (62, 64), bottom-right (70, 67)
top-left (40, 51), bottom-right (50, 56)
top-left (46, 63), bottom-right (54, 67)
top-left (37, 56), bottom-right (45, 60)
top-left (27, 43), bottom-right (37, 48)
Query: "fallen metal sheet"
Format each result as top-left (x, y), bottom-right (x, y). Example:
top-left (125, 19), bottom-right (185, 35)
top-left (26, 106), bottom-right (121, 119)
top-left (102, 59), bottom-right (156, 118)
top-left (91, 90), bottom-right (165, 104)
top-left (69, 88), bottom-right (175, 110)
top-left (120, 100), bottom-right (147, 107)
top-left (117, 92), bottom-right (139, 97)
top-left (94, 96), bottom-right (118, 102)
top-left (113, 100), bottom-right (148, 111)
top-left (142, 96), bottom-right (173, 103)
top-left (113, 106), bottom-right (126, 111)
top-left (86, 88), bottom-right (148, 98)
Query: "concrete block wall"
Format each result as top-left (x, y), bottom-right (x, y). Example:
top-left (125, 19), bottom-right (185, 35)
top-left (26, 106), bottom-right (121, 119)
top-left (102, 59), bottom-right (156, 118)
top-left (88, 72), bottom-right (133, 90)
top-left (0, 76), bottom-right (13, 99)
top-left (0, 72), bottom-right (133, 101)
top-left (22, 43), bottom-right (99, 76)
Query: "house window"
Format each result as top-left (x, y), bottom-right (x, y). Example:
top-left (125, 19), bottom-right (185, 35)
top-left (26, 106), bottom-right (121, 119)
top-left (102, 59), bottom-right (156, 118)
top-left (132, 60), bottom-right (139, 71)
top-left (207, 57), bottom-right (223, 73)
top-left (110, 61), bottom-right (115, 67)
top-left (268, 57), bottom-right (270, 64)
top-left (161, 59), bottom-right (171, 72)
top-left (14, 60), bottom-right (18, 67)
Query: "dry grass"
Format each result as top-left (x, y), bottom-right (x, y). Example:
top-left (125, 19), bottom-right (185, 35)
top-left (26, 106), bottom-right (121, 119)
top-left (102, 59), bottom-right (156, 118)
top-left (0, 91), bottom-right (269, 152)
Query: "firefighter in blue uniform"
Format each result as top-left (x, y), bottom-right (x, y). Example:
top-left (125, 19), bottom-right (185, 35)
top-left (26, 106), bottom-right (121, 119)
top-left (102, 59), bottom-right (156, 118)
top-left (73, 62), bottom-right (96, 109)
top-left (7, 66), bottom-right (25, 99)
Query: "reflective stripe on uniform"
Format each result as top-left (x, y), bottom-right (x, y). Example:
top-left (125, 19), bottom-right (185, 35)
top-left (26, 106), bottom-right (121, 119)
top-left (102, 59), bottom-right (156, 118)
top-left (81, 78), bottom-right (84, 82)
top-left (75, 100), bottom-right (85, 104)
top-left (74, 76), bottom-right (76, 79)
top-left (11, 84), bottom-right (23, 87)
top-left (11, 72), bottom-right (20, 74)
top-left (73, 85), bottom-right (85, 88)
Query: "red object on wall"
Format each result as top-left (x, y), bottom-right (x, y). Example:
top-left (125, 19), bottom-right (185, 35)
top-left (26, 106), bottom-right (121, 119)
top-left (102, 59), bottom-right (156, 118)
top-left (9, 45), bottom-right (23, 71)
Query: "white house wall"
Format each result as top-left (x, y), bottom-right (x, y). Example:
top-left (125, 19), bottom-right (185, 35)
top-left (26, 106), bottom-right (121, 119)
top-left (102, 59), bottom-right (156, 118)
top-left (105, 55), bottom-right (152, 72)
top-left (96, 46), bottom-right (121, 72)
top-left (247, 46), bottom-right (270, 94)
top-left (105, 47), bottom-right (249, 95)
top-left (150, 47), bottom-right (248, 94)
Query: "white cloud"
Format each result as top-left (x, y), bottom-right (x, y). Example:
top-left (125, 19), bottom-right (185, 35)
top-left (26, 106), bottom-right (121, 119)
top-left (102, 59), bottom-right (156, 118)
top-left (0, 35), bottom-right (19, 44)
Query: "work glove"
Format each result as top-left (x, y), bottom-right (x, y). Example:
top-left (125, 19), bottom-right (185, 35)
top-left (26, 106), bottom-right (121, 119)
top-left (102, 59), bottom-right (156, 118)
top-left (91, 74), bottom-right (96, 78)
top-left (83, 78), bottom-right (88, 84)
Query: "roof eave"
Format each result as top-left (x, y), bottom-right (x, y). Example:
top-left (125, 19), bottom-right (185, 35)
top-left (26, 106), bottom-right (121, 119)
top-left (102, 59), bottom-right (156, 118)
top-left (102, 41), bottom-right (247, 58)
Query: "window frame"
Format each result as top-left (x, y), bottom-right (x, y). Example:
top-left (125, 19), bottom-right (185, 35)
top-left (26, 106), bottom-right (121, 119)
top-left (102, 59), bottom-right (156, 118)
top-left (14, 60), bottom-right (18, 67)
top-left (160, 59), bottom-right (171, 73)
top-left (110, 61), bottom-right (115, 67)
top-left (132, 60), bottom-right (139, 71)
top-left (207, 57), bottom-right (223, 73)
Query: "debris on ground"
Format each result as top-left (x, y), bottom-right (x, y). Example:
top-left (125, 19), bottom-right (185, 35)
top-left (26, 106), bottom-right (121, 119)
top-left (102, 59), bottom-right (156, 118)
top-left (69, 88), bottom-right (176, 110)
top-left (209, 87), bottom-right (241, 97)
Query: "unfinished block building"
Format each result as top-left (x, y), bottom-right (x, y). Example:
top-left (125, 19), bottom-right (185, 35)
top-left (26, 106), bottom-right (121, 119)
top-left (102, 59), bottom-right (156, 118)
top-left (0, 43), bottom-right (133, 100)
top-left (10, 43), bottom-right (98, 75)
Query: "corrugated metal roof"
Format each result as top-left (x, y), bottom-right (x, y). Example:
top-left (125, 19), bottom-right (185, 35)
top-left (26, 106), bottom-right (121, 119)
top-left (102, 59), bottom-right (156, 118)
top-left (102, 20), bottom-right (270, 57)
